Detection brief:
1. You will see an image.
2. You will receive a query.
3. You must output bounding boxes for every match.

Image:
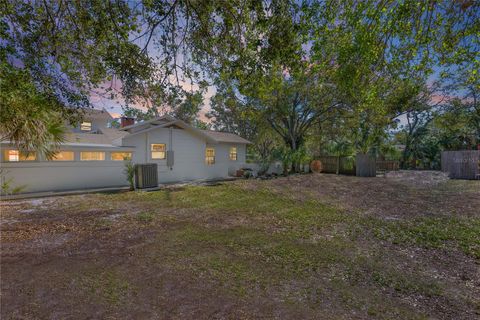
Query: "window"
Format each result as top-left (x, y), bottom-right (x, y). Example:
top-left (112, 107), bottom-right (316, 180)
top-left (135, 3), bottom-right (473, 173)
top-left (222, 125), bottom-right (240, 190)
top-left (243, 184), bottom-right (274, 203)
top-left (151, 144), bottom-right (166, 159)
top-left (111, 152), bottom-right (132, 161)
top-left (229, 147), bottom-right (237, 161)
top-left (52, 151), bottom-right (74, 161)
top-left (3, 150), bottom-right (36, 162)
top-left (80, 121), bottom-right (92, 131)
top-left (205, 147), bottom-right (215, 165)
top-left (80, 151), bottom-right (105, 161)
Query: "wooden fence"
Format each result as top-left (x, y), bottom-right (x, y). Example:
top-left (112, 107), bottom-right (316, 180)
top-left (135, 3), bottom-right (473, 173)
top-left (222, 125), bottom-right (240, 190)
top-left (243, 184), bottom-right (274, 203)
top-left (317, 156), bottom-right (355, 175)
top-left (316, 156), bottom-right (399, 176)
top-left (376, 160), bottom-right (400, 171)
top-left (356, 154), bottom-right (376, 177)
top-left (441, 150), bottom-right (480, 180)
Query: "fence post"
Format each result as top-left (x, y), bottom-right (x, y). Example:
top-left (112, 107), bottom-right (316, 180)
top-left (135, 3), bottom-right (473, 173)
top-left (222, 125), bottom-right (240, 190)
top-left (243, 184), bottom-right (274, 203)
top-left (441, 150), bottom-right (480, 180)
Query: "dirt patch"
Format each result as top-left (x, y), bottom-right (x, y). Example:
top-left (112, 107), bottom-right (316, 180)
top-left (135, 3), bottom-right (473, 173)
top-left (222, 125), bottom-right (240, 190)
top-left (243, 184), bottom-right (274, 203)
top-left (1, 173), bottom-right (479, 319)
top-left (249, 172), bottom-right (479, 219)
top-left (385, 170), bottom-right (450, 186)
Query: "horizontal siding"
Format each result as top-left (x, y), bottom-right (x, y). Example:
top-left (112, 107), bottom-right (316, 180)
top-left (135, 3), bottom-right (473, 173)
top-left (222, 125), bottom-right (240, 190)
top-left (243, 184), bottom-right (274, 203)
top-left (123, 128), bottom-right (247, 183)
top-left (2, 127), bottom-right (249, 193)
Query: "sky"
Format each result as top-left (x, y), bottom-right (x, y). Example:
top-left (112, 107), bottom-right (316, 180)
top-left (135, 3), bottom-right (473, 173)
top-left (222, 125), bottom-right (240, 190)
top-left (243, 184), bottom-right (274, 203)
top-left (89, 78), bottom-right (216, 121)
top-left (87, 1), bottom-right (475, 124)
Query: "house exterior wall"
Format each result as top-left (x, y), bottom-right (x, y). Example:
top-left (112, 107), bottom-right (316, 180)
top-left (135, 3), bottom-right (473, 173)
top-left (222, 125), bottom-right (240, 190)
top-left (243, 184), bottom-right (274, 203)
top-left (69, 112), bottom-right (112, 133)
top-left (0, 145), bottom-right (133, 193)
top-left (122, 127), bottom-right (247, 183)
top-left (1, 126), bottom-right (248, 194)
top-left (225, 143), bottom-right (247, 175)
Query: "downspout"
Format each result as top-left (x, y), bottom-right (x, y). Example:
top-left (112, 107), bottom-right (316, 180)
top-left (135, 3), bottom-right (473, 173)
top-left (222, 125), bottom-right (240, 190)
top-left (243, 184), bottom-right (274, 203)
top-left (145, 132), bottom-right (149, 163)
top-left (168, 127), bottom-right (173, 170)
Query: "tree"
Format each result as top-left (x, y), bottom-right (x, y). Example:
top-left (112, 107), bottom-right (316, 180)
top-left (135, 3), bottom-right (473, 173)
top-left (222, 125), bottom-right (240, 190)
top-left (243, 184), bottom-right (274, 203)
top-left (1, 0), bottom-right (151, 155)
top-left (0, 64), bottom-right (71, 158)
top-left (435, 98), bottom-right (479, 150)
top-left (305, 0), bottom-right (479, 154)
top-left (3, 0), bottom-right (478, 158)
top-left (208, 83), bottom-right (261, 141)
top-left (171, 82), bottom-right (208, 125)
top-left (121, 84), bottom-right (207, 128)
top-left (398, 110), bottom-right (434, 169)
top-left (389, 82), bottom-right (441, 168)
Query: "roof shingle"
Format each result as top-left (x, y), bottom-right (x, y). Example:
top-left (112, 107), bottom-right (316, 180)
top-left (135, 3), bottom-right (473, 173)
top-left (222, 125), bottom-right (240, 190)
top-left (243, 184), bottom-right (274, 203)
top-left (200, 130), bottom-right (251, 144)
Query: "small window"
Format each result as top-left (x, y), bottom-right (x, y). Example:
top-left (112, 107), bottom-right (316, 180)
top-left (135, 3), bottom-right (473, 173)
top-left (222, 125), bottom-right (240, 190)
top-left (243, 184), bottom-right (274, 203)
top-left (111, 152), bottom-right (132, 161)
top-left (80, 151), bottom-right (105, 161)
top-left (151, 144), bottom-right (166, 160)
top-left (3, 150), bottom-right (36, 162)
top-left (205, 147), bottom-right (215, 165)
top-left (81, 121), bottom-right (92, 131)
top-left (52, 151), bottom-right (74, 161)
top-left (229, 147), bottom-right (237, 161)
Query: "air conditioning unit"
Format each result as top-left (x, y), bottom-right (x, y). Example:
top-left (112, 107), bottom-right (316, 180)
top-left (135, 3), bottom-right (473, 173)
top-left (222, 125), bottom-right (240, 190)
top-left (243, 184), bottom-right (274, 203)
top-left (135, 163), bottom-right (158, 189)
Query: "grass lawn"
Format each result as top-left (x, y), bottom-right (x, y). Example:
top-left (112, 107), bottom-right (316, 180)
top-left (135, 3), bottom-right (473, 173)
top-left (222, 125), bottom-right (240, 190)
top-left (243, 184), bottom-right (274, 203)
top-left (1, 173), bottom-right (479, 319)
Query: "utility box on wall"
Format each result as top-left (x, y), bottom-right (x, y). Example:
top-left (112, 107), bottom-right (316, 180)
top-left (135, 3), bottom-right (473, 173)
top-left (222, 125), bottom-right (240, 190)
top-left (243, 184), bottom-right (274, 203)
top-left (135, 163), bottom-right (158, 188)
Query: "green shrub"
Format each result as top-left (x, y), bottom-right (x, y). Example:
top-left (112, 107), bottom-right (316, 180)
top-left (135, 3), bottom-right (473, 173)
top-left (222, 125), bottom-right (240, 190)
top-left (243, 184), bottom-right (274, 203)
top-left (123, 160), bottom-right (135, 191)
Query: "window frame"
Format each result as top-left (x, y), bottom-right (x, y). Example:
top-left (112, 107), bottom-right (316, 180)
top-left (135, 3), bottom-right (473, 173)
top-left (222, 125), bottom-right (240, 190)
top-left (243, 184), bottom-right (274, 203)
top-left (229, 147), bottom-right (238, 161)
top-left (205, 147), bottom-right (215, 165)
top-left (80, 151), bottom-right (105, 161)
top-left (51, 151), bottom-right (75, 161)
top-left (111, 152), bottom-right (133, 161)
top-left (80, 121), bottom-right (92, 131)
top-left (3, 149), bottom-right (36, 162)
top-left (151, 143), bottom-right (166, 160)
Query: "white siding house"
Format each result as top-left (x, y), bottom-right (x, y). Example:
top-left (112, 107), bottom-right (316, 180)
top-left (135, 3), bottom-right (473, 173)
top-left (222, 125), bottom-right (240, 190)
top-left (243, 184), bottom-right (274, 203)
top-left (1, 111), bottom-right (250, 194)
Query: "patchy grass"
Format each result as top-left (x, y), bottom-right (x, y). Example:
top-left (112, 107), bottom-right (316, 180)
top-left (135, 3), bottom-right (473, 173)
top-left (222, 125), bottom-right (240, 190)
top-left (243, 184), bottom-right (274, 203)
top-left (1, 174), bottom-right (479, 319)
top-left (136, 211), bottom-right (155, 223)
top-left (80, 270), bottom-right (131, 305)
top-left (371, 268), bottom-right (443, 297)
top-left (370, 216), bottom-right (480, 259)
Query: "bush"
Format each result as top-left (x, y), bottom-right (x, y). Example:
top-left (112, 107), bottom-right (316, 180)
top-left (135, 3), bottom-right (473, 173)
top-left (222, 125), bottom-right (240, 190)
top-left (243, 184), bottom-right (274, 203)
top-left (0, 169), bottom-right (26, 195)
top-left (243, 170), bottom-right (253, 179)
top-left (123, 160), bottom-right (135, 191)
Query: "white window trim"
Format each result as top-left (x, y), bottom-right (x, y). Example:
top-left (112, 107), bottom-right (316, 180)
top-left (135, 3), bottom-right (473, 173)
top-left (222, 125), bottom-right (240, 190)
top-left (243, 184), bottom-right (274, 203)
top-left (229, 147), bottom-right (238, 161)
top-left (80, 151), bottom-right (106, 161)
top-left (2, 149), bottom-right (37, 162)
top-left (151, 143), bottom-right (166, 160)
top-left (51, 151), bottom-right (75, 161)
top-left (80, 121), bottom-right (92, 131)
top-left (205, 147), bottom-right (215, 165)
top-left (111, 152), bottom-right (133, 161)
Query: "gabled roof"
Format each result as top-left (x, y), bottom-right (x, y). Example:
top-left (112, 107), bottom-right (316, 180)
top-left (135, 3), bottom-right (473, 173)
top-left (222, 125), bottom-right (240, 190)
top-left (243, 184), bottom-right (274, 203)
top-left (200, 130), bottom-right (251, 144)
top-left (63, 128), bottom-right (129, 146)
top-left (64, 132), bottom-right (114, 145)
top-left (121, 115), bottom-right (251, 144)
top-left (98, 127), bottom-right (130, 141)
top-left (82, 107), bottom-right (113, 121)
top-left (119, 114), bottom-right (177, 131)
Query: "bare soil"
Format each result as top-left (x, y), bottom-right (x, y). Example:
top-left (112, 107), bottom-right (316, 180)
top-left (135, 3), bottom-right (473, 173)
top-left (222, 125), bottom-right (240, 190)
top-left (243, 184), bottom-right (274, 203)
top-left (1, 172), bottom-right (479, 319)
top-left (261, 171), bottom-right (479, 218)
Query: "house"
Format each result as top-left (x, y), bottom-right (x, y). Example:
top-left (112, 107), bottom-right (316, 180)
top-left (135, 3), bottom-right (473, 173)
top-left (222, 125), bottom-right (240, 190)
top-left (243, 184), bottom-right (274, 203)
top-left (1, 109), bottom-right (250, 193)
